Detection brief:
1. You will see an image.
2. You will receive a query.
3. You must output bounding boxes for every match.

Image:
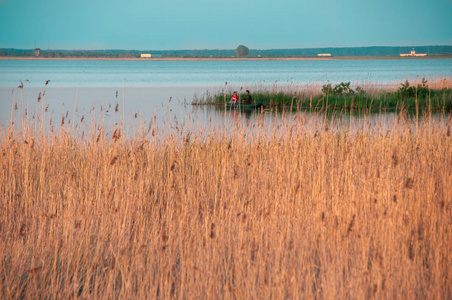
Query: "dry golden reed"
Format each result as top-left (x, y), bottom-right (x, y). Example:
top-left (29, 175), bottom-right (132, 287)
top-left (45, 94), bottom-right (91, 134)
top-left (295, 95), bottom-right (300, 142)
top-left (205, 76), bottom-right (452, 99)
top-left (0, 107), bottom-right (451, 299)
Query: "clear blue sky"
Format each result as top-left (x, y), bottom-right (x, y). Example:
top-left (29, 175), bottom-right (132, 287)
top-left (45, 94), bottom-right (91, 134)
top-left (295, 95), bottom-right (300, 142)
top-left (0, 0), bottom-right (451, 50)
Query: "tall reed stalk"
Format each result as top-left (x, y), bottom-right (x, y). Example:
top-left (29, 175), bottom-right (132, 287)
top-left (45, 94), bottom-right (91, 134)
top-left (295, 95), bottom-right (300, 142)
top-left (0, 101), bottom-right (451, 298)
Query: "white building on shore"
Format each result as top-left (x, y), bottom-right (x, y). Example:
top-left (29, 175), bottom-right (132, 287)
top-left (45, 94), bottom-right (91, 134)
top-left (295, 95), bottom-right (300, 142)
top-left (400, 49), bottom-right (427, 57)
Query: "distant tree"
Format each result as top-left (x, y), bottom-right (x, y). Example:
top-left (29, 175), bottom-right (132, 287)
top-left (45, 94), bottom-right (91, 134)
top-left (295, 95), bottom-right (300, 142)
top-left (236, 45), bottom-right (249, 57)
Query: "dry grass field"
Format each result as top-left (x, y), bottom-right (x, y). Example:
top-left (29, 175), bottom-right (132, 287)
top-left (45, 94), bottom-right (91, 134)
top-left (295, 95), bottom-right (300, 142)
top-left (1, 105), bottom-right (451, 298)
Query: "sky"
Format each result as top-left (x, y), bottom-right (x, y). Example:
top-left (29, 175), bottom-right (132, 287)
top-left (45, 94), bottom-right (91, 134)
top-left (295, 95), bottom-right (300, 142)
top-left (0, 0), bottom-right (451, 50)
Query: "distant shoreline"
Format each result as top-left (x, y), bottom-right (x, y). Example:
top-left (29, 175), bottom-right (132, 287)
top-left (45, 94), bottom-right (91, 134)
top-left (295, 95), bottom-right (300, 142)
top-left (1, 55), bottom-right (452, 61)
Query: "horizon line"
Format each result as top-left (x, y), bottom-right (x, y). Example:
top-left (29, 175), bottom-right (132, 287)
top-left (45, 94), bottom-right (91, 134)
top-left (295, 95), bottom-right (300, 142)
top-left (1, 44), bottom-right (452, 52)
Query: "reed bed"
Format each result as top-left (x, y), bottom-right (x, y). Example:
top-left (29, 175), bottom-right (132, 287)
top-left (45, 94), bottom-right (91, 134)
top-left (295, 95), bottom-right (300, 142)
top-left (199, 77), bottom-right (452, 109)
top-left (1, 105), bottom-right (451, 299)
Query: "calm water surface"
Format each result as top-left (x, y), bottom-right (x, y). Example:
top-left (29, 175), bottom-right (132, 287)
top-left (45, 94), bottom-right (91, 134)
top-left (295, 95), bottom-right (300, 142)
top-left (1, 59), bottom-right (451, 129)
top-left (1, 59), bottom-right (451, 87)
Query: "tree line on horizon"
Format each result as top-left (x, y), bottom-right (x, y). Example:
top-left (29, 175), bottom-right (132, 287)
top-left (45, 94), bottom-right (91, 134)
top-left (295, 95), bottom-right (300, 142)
top-left (1, 45), bottom-right (451, 58)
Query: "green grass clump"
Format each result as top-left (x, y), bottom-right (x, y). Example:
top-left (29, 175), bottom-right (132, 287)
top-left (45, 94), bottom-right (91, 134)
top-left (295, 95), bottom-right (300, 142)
top-left (202, 79), bottom-right (452, 110)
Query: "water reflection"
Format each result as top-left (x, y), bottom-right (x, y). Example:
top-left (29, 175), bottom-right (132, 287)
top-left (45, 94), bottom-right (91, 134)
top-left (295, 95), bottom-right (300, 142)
top-left (2, 86), bottom-right (451, 142)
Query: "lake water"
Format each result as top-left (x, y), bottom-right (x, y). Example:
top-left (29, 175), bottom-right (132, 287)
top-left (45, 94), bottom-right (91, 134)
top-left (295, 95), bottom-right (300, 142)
top-left (1, 59), bottom-right (451, 88)
top-left (1, 58), bottom-right (451, 131)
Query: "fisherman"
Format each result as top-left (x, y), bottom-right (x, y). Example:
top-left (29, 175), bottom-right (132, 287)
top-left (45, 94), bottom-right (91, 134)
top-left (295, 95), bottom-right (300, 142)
top-left (241, 90), bottom-right (252, 104)
top-left (229, 91), bottom-right (238, 104)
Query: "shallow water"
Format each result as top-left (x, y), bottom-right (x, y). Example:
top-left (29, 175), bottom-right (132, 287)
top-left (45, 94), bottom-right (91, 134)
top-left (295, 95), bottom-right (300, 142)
top-left (1, 59), bottom-right (451, 129)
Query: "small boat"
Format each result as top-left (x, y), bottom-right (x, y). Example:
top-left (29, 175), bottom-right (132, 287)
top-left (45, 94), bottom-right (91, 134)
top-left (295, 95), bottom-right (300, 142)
top-left (225, 102), bottom-right (265, 110)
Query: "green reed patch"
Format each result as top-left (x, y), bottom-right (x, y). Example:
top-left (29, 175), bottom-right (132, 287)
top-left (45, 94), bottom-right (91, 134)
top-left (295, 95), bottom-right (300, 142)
top-left (199, 80), bottom-right (452, 110)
